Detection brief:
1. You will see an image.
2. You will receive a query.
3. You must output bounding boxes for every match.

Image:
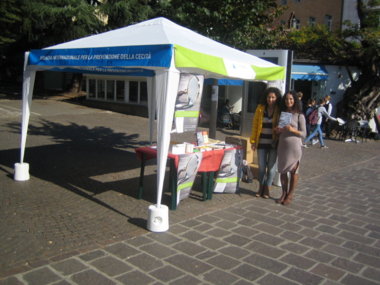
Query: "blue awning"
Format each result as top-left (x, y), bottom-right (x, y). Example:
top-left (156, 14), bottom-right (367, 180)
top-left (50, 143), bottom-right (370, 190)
top-left (291, 64), bottom-right (328, 81)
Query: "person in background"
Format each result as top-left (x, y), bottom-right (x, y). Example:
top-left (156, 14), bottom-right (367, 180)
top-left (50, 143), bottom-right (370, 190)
top-left (275, 91), bottom-right (306, 205)
top-left (297, 91), bottom-right (305, 113)
top-left (322, 95), bottom-right (333, 138)
top-left (250, 87), bottom-right (281, 199)
top-left (303, 98), bottom-right (339, 148)
top-left (305, 98), bottom-right (316, 136)
top-left (222, 99), bottom-right (233, 114)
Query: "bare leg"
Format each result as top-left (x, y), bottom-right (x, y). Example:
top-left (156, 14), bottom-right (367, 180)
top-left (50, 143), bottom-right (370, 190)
top-left (283, 163), bottom-right (299, 205)
top-left (276, 173), bottom-right (288, 203)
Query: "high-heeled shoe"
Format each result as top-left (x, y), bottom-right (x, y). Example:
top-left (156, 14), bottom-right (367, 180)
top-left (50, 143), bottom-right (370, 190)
top-left (282, 173), bottom-right (298, 205)
top-left (276, 194), bottom-right (286, 204)
top-left (282, 194), bottom-right (293, 205)
top-left (276, 189), bottom-right (287, 204)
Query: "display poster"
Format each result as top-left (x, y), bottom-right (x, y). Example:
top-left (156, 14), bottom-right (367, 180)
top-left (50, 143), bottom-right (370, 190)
top-left (172, 74), bottom-right (204, 133)
top-left (176, 152), bottom-right (203, 205)
top-left (213, 148), bottom-right (243, 193)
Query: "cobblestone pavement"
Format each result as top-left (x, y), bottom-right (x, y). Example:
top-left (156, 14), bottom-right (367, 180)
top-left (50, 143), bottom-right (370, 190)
top-left (0, 99), bottom-right (379, 284)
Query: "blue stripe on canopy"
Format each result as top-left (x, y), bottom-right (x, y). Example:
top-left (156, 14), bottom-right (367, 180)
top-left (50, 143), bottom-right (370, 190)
top-left (291, 64), bottom-right (328, 81)
top-left (204, 78), bottom-right (244, 86)
top-left (28, 45), bottom-right (173, 68)
top-left (49, 67), bottom-right (155, 77)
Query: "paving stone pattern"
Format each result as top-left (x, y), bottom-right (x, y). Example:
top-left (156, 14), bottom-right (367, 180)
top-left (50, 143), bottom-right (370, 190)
top-left (0, 156), bottom-right (379, 284)
top-left (0, 99), bottom-right (379, 284)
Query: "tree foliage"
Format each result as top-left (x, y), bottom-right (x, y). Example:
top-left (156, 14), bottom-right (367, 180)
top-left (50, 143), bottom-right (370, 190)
top-left (98, 0), bottom-right (154, 30)
top-left (0, 0), bottom-right (23, 46)
top-left (277, 0), bottom-right (380, 120)
top-left (1, 0), bottom-right (104, 82)
top-left (157, 0), bottom-right (284, 50)
top-left (1, 0), bottom-right (379, 120)
top-left (20, 0), bottom-right (102, 49)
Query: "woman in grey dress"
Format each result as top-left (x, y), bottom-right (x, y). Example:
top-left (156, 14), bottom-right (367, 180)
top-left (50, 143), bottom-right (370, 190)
top-left (275, 91), bottom-right (306, 205)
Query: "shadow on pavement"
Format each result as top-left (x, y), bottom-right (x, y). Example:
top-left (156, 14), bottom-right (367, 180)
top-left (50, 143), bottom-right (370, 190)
top-left (1, 119), bottom-right (173, 225)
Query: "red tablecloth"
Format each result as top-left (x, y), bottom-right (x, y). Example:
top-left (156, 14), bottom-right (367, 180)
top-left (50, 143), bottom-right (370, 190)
top-left (135, 146), bottom-right (236, 172)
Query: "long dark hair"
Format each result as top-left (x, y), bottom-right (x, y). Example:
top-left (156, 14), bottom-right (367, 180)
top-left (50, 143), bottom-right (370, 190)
top-left (280, 90), bottom-right (302, 113)
top-left (259, 87), bottom-right (282, 107)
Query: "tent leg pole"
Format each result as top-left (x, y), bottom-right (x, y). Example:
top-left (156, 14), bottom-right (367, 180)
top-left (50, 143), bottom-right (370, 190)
top-left (209, 84), bottom-right (219, 139)
top-left (138, 153), bottom-right (145, 199)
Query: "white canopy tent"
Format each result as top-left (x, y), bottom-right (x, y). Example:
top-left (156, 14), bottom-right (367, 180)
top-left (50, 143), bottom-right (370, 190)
top-left (16, 17), bottom-right (285, 231)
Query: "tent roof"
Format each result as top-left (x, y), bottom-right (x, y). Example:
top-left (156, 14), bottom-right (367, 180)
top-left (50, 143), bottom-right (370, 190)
top-left (47, 17), bottom-right (272, 67)
top-left (28, 17), bottom-right (284, 81)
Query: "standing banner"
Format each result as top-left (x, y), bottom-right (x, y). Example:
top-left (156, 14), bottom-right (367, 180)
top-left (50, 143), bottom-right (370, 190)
top-left (176, 152), bottom-right (203, 205)
top-left (213, 148), bottom-right (243, 193)
top-left (172, 74), bottom-right (204, 133)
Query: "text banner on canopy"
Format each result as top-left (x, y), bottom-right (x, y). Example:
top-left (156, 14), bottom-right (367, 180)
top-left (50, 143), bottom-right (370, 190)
top-left (28, 45), bottom-right (173, 68)
top-left (47, 67), bottom-right (155, 77)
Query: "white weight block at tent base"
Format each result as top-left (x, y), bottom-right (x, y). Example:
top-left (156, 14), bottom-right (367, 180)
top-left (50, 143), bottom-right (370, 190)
top-left (147, 204), bottom-right (169, 232)
top-left (14, 162), bottom-right (30, 181)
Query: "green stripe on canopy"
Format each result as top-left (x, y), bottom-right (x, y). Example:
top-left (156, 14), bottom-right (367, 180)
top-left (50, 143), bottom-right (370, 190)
top-left (174, 44), bottom-right (285, 81)
top-left (251, 66), bottom-right (285, 81)
top-left (174, 45), bottom-right (228, 76)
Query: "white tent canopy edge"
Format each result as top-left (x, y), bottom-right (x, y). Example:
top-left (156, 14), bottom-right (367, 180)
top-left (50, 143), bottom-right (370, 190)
top-left (15, 17), bottom-right (285, 232)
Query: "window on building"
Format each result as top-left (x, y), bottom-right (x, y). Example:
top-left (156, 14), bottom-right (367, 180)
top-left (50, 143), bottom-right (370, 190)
top-left (291, 18), bottom-right (300, 29)
top-left (247, 82), bottom-right (267, 113)
top-left (129, 81), bottom-right (139, 103)
top-left (116, 80), bottom-right (125, 101)
top-left (106, 80), bottom-right (114, 101)
top-left (87, 77), bottom-right (148, 105)
top-left (309, 17), bottom-right (316, 27)
top-left (325, 15), bottom-right (332, 31)
top-left (97, 80), bottom-right (105, 100)
top-left (88, 79), bottom-right (96, 98)
top-left (280, 0), bottom-right (287, 5)
top-left (140, 81), bottom-right (148, 103)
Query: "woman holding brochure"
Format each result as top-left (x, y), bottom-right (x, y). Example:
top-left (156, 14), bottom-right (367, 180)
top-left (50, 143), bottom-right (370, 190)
top-left (275, 91), bottom-right (306, 205)
top-left (250, 87), bottom-right (281, 199)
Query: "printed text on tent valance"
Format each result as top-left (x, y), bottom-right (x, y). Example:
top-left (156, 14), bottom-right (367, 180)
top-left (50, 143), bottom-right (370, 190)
top-left (28, 45), bottom-right (173, 68)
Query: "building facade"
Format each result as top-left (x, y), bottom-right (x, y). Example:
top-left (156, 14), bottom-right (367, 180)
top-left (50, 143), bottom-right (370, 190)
top-left (276, 0), bottom-right (344, 31)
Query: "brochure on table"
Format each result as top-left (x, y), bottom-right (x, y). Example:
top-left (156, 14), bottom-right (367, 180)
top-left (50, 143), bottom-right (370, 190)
top-left (278, 111), bottom-right (293, 128)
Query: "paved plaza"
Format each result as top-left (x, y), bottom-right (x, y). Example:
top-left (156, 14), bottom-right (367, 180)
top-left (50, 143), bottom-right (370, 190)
top-left (0, 98), bottom-right (379, 284)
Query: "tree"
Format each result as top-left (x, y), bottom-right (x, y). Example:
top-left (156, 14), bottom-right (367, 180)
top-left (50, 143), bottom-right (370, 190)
top-left (0, 0), bottom-right (22, 46)
top-left (278, 0), bottom-right (380, 121)
top-left (0, 0), bottom-right (103, 84)
top-left (99, 0), bottom-right (154, 30)
top-left (20, 0), bottom-right (102, 49)
top-left (157, 0), bottom-right (284, 50)
top-left (342, 0), bottom-right (380, 121)
top-left (0, 0), bottom-right (23, 82)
